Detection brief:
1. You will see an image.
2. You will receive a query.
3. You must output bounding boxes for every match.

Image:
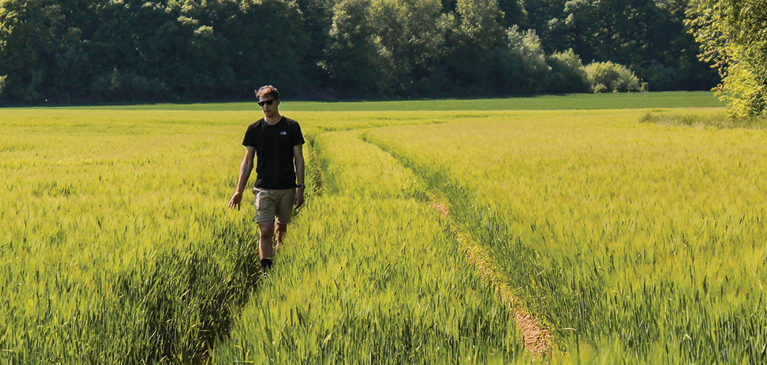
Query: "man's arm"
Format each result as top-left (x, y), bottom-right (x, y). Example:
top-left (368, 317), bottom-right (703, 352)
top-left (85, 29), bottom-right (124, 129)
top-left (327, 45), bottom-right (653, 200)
top-left (293, 144), bottom-right (305, 208)
top-left (228, 146), bottom-right (256, 210)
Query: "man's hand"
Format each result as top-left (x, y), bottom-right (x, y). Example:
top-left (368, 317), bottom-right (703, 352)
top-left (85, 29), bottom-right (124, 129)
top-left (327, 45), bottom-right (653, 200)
top-left (229, 191), bottom-right (243, 210)
top-left (294, 189), bottom-right (305, 209)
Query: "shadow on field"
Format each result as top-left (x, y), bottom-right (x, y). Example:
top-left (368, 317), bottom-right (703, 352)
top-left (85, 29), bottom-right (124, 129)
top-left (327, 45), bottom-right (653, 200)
top-left (107, 228), bottom-right (266, 363)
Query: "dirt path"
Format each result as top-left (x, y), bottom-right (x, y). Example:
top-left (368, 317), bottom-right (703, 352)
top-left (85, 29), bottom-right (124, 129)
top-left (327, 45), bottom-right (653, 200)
top-left (432, 203), bottom-right (551, 356)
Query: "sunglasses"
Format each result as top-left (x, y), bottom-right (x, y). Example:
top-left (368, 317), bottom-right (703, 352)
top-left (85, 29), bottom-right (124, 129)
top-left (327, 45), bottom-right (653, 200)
top-left (258, 99), bottom-right (276, 107)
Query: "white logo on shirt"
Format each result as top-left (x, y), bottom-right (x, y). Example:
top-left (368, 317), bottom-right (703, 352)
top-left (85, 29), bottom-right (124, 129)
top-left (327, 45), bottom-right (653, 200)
top-left (280, 131), bottom-right (287, 135)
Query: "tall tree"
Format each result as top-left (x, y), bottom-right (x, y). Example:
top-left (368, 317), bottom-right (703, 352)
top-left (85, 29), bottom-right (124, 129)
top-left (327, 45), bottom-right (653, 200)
top-left (539, 0), bottom-right (716, 91)
top-left (518, 0), bottom-right (568, 52)
top-left (496, 0), bottom-right (525, 27)
top-left (320, 0), bottom-right (450, 97)
top-left (440, 0), bottom-right (506, 94)
top-left (319, 0), bottom-right (385, 96)
top-left (503, 25), bottom-right (549, 93)
top-left (549, 0), bottom-right (663, 67)
top-left (86, 0), bottom-right (176, 101)
top-left (688, 0), bottom-right (767, 117)
top-left (223, 0), bottom-right (309, 98)
top-left (0, 0), bottom-right (92, 102)
top-left (370, 0), bottom-right (451, 95)
top-left (296, 0), bottom-right (336, 94)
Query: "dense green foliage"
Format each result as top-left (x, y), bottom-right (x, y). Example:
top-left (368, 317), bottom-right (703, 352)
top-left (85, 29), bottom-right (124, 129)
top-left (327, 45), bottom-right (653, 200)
top-left (0, 0), bottom-right (718, 104)
top-left (0, 0), bottom-right (310, 103)
top-left (585, 61), bottom-right (642, 93)
top-left (687, 0), bottom-right (767, 118)
top-left (526, 0), bottom-right (717, 91)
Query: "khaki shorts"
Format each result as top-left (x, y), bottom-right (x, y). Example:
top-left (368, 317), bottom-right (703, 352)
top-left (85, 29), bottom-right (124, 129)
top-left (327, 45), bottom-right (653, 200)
top-left (253, 188), bottom-right (296, 224)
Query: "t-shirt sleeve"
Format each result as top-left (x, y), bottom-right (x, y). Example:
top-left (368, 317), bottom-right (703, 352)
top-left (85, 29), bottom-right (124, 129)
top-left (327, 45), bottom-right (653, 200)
top-left (292, 123), bottom-right (305, 146)
top-left (242, 125), bottom-right (256, 147)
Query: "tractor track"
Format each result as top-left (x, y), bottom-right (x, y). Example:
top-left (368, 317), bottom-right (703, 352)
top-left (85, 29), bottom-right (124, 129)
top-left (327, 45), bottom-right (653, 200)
top-left (315, 128), bottom-right (552, 357)
top-left (432, 203), bottom-right (551, 357)
top-left (355, 127), bottom-right (553, 357)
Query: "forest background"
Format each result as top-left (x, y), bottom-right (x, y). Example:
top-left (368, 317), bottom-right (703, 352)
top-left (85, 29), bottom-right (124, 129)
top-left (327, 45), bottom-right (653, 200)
top-left (0, 0), bottom-right (723, 105)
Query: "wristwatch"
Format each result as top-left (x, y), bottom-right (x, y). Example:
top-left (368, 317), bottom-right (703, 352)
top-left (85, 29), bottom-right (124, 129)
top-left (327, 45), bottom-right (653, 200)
top-left (296, 184), bottom-right (306, 189)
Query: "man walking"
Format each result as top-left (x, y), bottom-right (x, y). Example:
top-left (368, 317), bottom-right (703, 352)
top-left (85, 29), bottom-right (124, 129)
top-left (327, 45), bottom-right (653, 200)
top-left (228, 85), bottom-right (305, 275)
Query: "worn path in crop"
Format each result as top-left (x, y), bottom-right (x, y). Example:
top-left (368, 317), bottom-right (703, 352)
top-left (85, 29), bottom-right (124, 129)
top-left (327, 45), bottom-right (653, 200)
top-left (359, 137), bottom-right (552, 356)
top-left (432, 203), bottom-right (551, 356)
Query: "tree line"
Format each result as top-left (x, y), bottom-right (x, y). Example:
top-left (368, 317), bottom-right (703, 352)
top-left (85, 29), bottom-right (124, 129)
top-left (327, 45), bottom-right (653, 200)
top-left (0, 0), bottom-right (721, 104)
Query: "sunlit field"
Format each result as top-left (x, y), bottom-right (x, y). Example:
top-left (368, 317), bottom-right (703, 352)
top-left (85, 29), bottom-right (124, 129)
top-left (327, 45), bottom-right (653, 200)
top-left (363, 108), bottom-right (767, 363)
top-left (75, 90), bottom-right (721, 111)
top-left (4, 92), bottom-right (765, 363)
top-left (212, 131), bottom-right (522, 363)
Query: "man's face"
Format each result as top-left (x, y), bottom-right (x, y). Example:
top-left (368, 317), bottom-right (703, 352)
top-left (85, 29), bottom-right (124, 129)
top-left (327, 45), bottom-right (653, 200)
top-left (258, 95), bottom-right (280, 117)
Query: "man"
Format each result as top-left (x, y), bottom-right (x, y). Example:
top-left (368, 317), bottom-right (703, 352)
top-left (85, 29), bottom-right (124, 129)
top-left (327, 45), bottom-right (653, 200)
top-left (228, 85), bottom-right (305, 275)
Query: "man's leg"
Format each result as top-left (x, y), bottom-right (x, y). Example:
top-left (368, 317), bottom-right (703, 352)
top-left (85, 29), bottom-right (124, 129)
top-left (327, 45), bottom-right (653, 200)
top-left (275, 222), bottom-right (287, 252)
top-left (254, 188), bottom-right (277, 273)
top-left (273, 188), bottom-right (296, 252)
top-left (258, 220), bottom-right (276, 261)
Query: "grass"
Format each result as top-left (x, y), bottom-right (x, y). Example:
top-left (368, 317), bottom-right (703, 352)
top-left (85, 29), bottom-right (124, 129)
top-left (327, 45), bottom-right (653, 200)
top-left (639, 110), bottom-right (767, 129)
top-left (212, 131), bottom-right (524, 363)
top-left (3, 91), bottom-right (762, 363)
top-left (1, 108), bottom-right (261, 363)
top-left (0, 106), bottom-right (479, 363)
top-left (364, 107), bottom-right (767, 363)
top-left (50, 90), bottom-right (724, 111)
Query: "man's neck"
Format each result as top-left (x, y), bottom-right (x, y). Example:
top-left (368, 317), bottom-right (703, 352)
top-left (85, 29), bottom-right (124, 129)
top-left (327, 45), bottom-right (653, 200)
top-left (264, 113), bottom-right (282, 125)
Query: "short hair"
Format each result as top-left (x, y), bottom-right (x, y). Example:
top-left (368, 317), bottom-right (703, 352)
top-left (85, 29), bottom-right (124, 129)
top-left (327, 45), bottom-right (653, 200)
top-left (255, 85), bottom-right (280, 100)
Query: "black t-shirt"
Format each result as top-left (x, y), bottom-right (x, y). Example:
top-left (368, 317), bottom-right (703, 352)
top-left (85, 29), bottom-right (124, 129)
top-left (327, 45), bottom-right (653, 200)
top-left (242, 116), bottom-right (305, 189)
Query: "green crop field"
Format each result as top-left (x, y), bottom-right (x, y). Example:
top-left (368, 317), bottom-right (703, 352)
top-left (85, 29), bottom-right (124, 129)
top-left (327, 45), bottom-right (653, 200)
top-left (3, 92), bottom-right (765, 363)
top-left (74, 90), bottom-right (722, 112)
